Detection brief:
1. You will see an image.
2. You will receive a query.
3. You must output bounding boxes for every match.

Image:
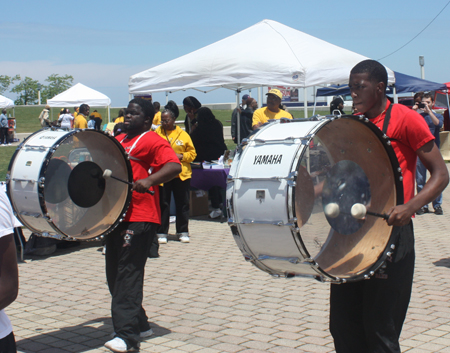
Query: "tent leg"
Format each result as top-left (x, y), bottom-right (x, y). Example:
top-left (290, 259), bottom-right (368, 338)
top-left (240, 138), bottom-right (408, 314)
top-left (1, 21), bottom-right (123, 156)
top-left (303, 88), bottom-right (308, 119)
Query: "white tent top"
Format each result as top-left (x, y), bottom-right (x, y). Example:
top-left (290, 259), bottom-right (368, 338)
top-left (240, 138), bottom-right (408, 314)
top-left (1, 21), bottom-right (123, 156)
top-left (0, 95), bottom-right (14, 109)
top-left (47, 83), bottom-right (111, 107)
top-left (129, 19), bottom-right (395, 94)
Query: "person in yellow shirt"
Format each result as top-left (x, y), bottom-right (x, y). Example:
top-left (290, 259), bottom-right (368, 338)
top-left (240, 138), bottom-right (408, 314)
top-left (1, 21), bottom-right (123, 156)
top-left (155, 100), bottom-right (196, 244)
top-left (252, 88), bottom-right (292, 129)
top-left (74, 104), bottom-right (89, 129)
top-left (114, 109), bottom-right (125, 123)
top-left (152, 102), bottom-right (161, 130)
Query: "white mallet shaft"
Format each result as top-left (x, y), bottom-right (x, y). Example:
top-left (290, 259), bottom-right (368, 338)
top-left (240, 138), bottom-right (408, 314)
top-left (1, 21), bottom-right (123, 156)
top-left (103, 169), bottom-right (155, 195)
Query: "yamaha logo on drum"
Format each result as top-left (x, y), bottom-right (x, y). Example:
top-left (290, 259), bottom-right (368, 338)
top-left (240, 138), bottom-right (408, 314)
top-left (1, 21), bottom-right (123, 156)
top-left (253, 154), bottom-right (283, 165)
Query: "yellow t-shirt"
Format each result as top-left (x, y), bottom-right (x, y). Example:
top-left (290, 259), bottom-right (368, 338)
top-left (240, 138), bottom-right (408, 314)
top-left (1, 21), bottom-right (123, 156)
top-left (252, 107), bottom-right (292, 127)
top-left (74, 114), bottom-right (88, 129)
top-left (155, 126), bottom-right (196, 181)
top-left (153, 111), bottom-right (161, 125)
top-left (115, 116), bottom-right (124, 123)
top-left (91, 111), bottom-right (102, 119)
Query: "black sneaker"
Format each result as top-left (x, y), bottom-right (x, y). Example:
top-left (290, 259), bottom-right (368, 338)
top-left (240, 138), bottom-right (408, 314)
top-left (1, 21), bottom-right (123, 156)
top-left (416, 207), bottom-right (429, 215)
top-left (434, 206), bottom-right (443, 215)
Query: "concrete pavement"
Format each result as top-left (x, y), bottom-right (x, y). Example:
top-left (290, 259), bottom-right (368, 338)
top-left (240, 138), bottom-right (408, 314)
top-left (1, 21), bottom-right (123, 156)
top-left (7, 164), bottom-right (450, 352)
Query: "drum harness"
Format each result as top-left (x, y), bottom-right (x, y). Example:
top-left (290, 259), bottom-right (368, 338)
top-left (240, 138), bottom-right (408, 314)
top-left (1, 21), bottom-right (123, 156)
top-left (120, 131), bottom-right (154, 175)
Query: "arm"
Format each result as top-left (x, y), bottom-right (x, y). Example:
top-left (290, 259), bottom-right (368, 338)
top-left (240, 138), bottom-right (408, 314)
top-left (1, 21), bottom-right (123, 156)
top-left (424, 104), bottom-right (441, 126)
top-left (133, 162), bottom-right (181, 193)
top-left (0, 234), bottom-right (18, 311)
top-left (387, 141), bottom-right (449, 226)
top-left (179, 136), bottom-right (197, 163)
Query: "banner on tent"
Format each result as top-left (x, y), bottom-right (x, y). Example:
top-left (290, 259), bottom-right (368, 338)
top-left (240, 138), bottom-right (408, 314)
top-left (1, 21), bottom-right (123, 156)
top-left (269, 86), bottom-right (299, 102)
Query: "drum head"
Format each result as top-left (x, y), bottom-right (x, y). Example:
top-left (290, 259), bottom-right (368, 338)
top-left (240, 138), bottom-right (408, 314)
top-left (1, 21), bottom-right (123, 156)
top-left (294, 117), bottom-right (401, 280)
top-left (42, 130), bottom-right (132, 239)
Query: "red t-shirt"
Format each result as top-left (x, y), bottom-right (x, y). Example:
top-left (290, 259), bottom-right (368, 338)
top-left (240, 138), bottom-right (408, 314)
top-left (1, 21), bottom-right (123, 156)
top-left (369, 101), bottom-right (434, 204)
top-left (116, 131), bottom-right (180, 223)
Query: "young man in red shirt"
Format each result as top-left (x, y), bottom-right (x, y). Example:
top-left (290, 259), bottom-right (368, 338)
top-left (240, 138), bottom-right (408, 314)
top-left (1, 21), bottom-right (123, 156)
top-left (329, 60), bottom-right (448, 353)
top-left (104, 98), bottom-right (181, 353)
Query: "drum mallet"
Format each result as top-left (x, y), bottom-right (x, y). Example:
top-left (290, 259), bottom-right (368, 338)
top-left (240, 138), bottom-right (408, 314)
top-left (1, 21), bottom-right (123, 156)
top-left (351, 203), bottom-right (389, 220)
top-left (103, 169), bottom-right (155, 195)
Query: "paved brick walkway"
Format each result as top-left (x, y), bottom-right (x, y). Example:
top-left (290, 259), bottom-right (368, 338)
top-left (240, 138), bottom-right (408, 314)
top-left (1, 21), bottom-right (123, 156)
top-left (8, 167), bottom-right (450, 352)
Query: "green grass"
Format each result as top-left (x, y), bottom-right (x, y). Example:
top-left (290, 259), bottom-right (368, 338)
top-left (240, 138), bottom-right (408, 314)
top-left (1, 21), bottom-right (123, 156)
top-left (0, 146), bottom-right (17, 181)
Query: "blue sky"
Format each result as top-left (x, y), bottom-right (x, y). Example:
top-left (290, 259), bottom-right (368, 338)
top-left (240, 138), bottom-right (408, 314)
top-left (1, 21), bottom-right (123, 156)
top-left (2, 0), bottom-right (450, 107)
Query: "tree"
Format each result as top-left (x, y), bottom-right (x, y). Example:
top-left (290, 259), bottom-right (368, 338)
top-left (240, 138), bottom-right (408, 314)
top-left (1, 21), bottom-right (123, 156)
top-left (11, 77), bottom-right (40, 105)
top-left (41, 74), bottom-right (74, 101)
top-left (0, 75), bottom-right (20, 95)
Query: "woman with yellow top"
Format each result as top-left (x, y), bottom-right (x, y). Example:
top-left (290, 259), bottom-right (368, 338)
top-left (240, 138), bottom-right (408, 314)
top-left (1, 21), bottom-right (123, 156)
top-left (152, 102), bottom-right (161, 130)
top-left (155, 100), bottom-right (196, 244)
top-left (114, 108), bottom-right (125, 123)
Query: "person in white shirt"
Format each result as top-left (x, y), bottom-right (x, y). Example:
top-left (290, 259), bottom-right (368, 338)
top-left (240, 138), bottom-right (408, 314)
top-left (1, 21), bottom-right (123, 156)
top-left (0, 187), bottom-right (20, 352)
top-left (58, 108), bottom-right (74, 129)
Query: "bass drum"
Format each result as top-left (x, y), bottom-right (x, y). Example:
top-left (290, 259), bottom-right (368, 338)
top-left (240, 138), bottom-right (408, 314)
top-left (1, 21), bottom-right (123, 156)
top-left (7, 129), bottom-right (132, 240)
top-left (227, 116), bottom-right (403, 283)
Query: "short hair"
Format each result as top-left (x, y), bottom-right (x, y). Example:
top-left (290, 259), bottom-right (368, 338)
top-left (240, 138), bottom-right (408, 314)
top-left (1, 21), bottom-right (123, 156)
top-left (246, 97), bottom-right (254, 106)
top-left (153, 101), bottom-right (160, 110)
top-left (182, 96), bottom-right (202, 109)
top-left (414, 91), bottom-right (424, 101)
top-left (129, 97), bottom-right (155, 120)
top-left (351, 59), bottom-right (388, 89)
top-left (79, 104), bottom-right (90, 115)
top-left (2, 109), bottom-right (6, 114)
top-left (163, 100), bottom-right (179, 119)
top-left (118, 108), bottom-right (125, 117)
top-left (422, 92), bottom-right (434, 102)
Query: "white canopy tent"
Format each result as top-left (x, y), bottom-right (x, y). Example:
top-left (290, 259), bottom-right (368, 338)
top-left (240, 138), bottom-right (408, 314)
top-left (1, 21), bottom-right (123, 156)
top-left (129, 19), bottom-right (395, 120)
top-left (128, 20), bottom-right (395, 140)
top-left (0, 95), bottom-right (14, 109)
top-left (47, 83), bottom-right (112, 122)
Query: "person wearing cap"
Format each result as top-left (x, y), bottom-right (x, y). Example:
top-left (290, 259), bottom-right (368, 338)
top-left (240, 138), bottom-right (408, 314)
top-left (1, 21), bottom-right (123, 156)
top-left (252, 89), bottom-right (292, 129)
top-left (231, 94), bottom-right (250, 143)
top-left (38, 105), bottom-right (51, 128)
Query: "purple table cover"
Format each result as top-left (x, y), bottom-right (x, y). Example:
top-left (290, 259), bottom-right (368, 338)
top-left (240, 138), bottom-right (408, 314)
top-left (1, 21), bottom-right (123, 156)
top-left (191, 168), bottom-right (230, 190)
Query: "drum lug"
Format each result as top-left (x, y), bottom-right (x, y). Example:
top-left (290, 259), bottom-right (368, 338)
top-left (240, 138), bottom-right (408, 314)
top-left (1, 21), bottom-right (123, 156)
top-left (287, 180), bottom-right (296, 187)
top-left (390, 244), bottom-right (395, 250)
top-left (38, 177), bottom-right (45, 188)
top-left (386, 252), bottom-right (392, 257)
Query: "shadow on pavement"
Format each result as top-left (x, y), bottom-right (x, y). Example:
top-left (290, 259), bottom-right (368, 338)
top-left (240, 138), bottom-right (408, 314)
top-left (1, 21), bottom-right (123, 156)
top-left (433, 258), bottom-right (450, 268)
top-left (16, 317), bottom-right (171, 352)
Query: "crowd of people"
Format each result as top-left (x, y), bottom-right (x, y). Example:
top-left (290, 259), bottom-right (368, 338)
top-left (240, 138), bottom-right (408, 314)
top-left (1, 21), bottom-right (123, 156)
top-left (38, 104), bottom-right (103, 131)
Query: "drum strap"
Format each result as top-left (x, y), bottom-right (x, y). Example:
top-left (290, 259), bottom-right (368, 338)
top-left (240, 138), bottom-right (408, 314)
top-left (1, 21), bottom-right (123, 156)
top-left (120, 131), bottom-right (149, 162)
top-left (381, 104), bottom-right (394, 136)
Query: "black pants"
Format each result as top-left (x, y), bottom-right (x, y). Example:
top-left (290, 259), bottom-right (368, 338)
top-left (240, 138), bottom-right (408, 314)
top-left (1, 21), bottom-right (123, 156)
top-left (0, 332), bottom-right (16, 353)
top-left (0, 127), bottom-right (9, 144)
top-left (209, 185), bottom-right (222, 209)
top-left (105, 222), bottom-right (155, 349)
top-left (157, 178), bottom-right (190, 235)
top-left (330, 222), bottom-right (415, 353)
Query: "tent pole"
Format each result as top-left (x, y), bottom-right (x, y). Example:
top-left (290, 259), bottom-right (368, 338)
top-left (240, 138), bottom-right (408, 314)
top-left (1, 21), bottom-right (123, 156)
top-left (312, 86), bottom-right (317, 116)
top-left (166, 91), bottom-right (169, 104)
top-left (393, 87), bottom-right (398, 104)
top-left (258, 87), bottom-right (262, 108)
top-left (303, 88), bottom-right (308, 119)
top-left (108, 105), bottom-right (111, 123)
top-left (236, 91), bottom-right (240, 144)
